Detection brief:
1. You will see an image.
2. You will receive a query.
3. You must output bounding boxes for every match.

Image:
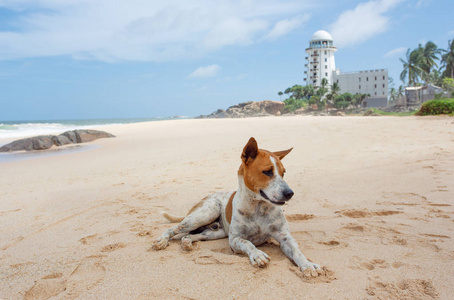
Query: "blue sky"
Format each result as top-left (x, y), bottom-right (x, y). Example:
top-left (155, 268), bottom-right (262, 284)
top-left (0, 0), bottom-right (453, 121)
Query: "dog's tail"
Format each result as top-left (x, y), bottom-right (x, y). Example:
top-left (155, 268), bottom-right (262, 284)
top-left (160, 211), bottom-right (185, 223)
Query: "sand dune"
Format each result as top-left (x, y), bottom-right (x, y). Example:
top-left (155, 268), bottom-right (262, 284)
top-left (1, 115), bottom-right (453, 299)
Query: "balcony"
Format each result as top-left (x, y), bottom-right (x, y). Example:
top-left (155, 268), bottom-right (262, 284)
top-left (305, 56), bottom-right (308, 60)
top-left (304, 71), bottom-right (307, 74)
top-left (311, 54), bottom-right (319, 57)
top-left (310, 60), bottom-right (319, 64)
top-left (304, 64), bottom-right (308, 67)
top-left (303, 78), bottom-right (307, 81)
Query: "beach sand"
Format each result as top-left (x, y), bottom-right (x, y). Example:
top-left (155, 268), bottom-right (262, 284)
top-left (1, 115), bottom-right (453, 299)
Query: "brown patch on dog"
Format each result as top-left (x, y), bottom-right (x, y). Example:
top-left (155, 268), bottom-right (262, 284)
top-left (187, 195), bottom-right (211, 215)
top-left (239, 138), bottom-right (291, 193)
top-left (226, 191), bottom-right (236, 224)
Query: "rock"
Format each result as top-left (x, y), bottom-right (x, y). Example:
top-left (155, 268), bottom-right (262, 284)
top-left (294, 107), bottom-right (307, 115)
top-left (32, 136), bottom-right (55, 150)
top-left (198, 100), bottom-right (285, 119)
top-left (61, 131), bottom-right (78, 143)
top-left (0, 138), bottom-right (34, 152)
top-left (53, 135), bottom-right (73, 146)
top-left (335, 111), bottom-right (346, 116)
top-left (74, 130), bottom-right (115, 143)
top-left (0, 130), bottom-right (115, 152)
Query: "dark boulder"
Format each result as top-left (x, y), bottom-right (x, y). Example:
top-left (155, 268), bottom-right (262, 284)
top-left (0, 130), bottom-right (115, 152)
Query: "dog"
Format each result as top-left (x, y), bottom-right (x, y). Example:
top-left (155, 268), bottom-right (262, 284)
top-left (152, 137), bottom-right (321, 272)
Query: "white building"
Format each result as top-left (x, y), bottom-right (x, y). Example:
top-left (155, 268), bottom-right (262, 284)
top-left (304, 30), bottom-right (337, 87)
top-left (333, 69), bottom-right (388, 107)
top-left (305, 30), bottom-right (389, 107)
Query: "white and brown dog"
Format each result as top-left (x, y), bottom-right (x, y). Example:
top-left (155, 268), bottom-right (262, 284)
top-left (152, 137), bottom-right (321, 272)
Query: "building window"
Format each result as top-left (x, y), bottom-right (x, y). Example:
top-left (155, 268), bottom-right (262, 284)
top-left (374, 84), bottom-right (377, 88)
top-left (367, 77), bottom-right (369, 81)
top-left (383, 76), bottom-right (385, 80)
top-left (325, 65), bottom-right (327, 69)
top-left (325, 58), bottom-right (327, 62)
top-left (375, 92), bottom-right (377, 95)
top-left (375, 76), bottom-right (377, 80)
top-left (324, 50), bottom-right (327, 55)
top-left (336, 79), bottom-right (339, 83)
top-left (383, 84), bottom-right (385, 88)
top-left (359, 77), bottom-right (361, 82)
top-left (383, 91), bottom-right (385, 95)
top-left (359, 85), bottom-right (361, 89)
top-left (325, 72), bottom-right (328, 76)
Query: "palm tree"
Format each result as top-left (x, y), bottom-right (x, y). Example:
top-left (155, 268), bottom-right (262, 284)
top-left (278, 91), bottom-right (283, 101)
top-left (320, 78), bottom-right (328, 89)
top-left (389, 87), bottom-right (397, 105)
top-left (441, 39), bottom-right (454, 78)
top-left (400, 48), bottom-right (423, 86)
top-left (304, 85), bottom-right (315, 99)
top-left (419, 42), bottom-right (440, 79)
top-left (326, 82), bottom-right (340, 106)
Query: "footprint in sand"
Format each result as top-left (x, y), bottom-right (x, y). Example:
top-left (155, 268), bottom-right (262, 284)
top-left (101, 242), bottom-right (126, 252)
top-left (24, 276), bottom-right (67, 300)
top-left (366, 278), bottom-right (438, 298)
top-left (286, 214), bottom-right (315, 222)
top-left (337, 209), bottom-right (402, 218)
top-left (64, 256), bottom-right (106, 297)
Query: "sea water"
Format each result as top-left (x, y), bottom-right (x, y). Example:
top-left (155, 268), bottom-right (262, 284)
top-left (0, 117), bottom-right (189, 163)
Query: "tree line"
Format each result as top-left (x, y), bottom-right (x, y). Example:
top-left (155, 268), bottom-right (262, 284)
top-left (390, 39), bottom-right (454, 103)
top-left (278, 78), bottom-right (370, 112)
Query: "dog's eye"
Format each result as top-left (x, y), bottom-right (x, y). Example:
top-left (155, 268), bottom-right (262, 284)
top-left (262, 169), bottom-right (273, 177)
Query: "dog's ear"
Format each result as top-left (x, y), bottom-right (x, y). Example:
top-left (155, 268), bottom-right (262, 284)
top-left (273, 148), bottom-right (293, 160)
top-left (242, 137), bottom-right (258, 165)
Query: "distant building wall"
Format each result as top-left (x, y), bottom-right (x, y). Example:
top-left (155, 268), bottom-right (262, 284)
top-left (362, 97), bottom-right (388, 108)
top-left (333, 69), bottom-right (388, 98)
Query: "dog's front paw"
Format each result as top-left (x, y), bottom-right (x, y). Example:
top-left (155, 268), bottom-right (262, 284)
top-left (151, 238), bottom-right (169, 250)
top-left (300, 261), bottom-right (321, 271)
top-left (249, 249), bottom-right (270, 268)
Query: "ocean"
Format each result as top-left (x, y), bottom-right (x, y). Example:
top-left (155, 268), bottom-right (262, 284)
top-left (0, 117), bottom-right (189, 163)
top-left (0, 117), bottom-right (188, 140)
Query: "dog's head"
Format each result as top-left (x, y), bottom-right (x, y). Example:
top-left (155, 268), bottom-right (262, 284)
top-left (238, 137), bottom-right (294, 205)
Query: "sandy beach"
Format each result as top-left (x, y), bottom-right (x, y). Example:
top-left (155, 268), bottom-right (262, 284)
top-left (1, 115), bottom-right (453, 299)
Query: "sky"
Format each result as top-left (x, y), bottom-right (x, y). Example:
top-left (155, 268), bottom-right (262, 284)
top-left (0, 0), bottom-right (453, 121)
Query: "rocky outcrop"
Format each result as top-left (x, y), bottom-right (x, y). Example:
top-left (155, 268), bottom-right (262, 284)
top-left (0, 130), bottom-right (115, 152)
top-left (198, 100), bottom-right (285, 118)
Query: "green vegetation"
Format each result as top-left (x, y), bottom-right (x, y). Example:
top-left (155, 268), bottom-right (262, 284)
top-left (400, 40), bottom-right (454, 87)
top-left (364, 108), bottom-right (417, 116)
top-left (416, 98), bottom-right (454, 115)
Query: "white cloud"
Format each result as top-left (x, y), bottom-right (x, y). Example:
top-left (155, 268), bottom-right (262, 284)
top-left (263, 14), bottom-right (309, 41)
top-left (329, 0), bottom-right (405, 48)
top-left (188, 64), bottom-right (221, 79)
top-left (0, 0), bottom-right (312, 62)
top-left (384, 47), bottom-right (407, 57)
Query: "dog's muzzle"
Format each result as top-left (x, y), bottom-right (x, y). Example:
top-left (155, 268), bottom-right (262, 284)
top-left (260, 188), bottom-right (294, 205)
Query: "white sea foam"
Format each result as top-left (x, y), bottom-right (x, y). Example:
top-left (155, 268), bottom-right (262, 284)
top-left (0, 122), bottom-right (100, 139)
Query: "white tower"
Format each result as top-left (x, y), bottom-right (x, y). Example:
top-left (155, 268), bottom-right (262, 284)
top-left (305, 30), bottom-right (337, 88)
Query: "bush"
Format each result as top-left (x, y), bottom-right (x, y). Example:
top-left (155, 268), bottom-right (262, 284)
top-left (416, 98), bottom-right (454, 115)
top-left (283, 98), bottom-right (308, 112)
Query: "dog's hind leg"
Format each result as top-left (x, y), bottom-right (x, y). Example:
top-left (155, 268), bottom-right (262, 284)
top-left (181, 228), bottom-right (227, 251)
top-left (152, 198), bottom-right (222, 250)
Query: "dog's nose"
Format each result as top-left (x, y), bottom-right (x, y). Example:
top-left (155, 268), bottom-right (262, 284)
top-left (283, 188), bottom-right (294, 200)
